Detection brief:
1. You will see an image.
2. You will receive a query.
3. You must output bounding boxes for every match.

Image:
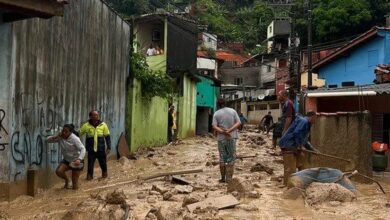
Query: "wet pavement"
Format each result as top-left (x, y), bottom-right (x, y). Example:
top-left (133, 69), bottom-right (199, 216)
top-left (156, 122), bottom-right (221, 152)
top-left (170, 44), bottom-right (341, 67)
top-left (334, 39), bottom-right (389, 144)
top-left (0, 128), bottom-right (390, 220)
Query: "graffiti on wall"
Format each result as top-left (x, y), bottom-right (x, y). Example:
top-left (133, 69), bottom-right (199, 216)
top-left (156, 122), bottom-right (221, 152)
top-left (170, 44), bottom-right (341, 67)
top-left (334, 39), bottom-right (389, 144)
top-left (0, 109), bottom-right (8, 151)
top-left (9, 91), bottom-right (65, 181)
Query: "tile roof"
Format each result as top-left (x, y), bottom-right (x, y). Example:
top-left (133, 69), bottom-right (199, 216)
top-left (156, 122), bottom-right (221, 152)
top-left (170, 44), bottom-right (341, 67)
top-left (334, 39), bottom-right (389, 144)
top-left (215, 51), bottom-right (250, 64)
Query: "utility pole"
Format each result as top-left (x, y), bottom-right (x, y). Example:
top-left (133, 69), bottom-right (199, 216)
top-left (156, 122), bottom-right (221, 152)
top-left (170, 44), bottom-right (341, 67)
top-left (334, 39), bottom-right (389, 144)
top-left (307, 0), bottom-right (313, 87)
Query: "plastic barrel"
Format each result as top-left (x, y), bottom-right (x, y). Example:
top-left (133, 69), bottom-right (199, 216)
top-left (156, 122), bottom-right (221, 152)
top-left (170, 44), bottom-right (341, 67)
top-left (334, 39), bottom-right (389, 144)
top-left (372, 152), bottom-right (388, 171)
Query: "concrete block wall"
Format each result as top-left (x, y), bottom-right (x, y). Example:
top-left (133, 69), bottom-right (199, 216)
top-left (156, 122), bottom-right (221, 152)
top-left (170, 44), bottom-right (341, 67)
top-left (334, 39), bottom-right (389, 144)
top-left (309, 112), bottom-right (373, 181)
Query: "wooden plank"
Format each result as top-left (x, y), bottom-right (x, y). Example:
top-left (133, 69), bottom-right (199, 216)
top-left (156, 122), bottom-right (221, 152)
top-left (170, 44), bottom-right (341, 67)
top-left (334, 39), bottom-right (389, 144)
top-left (187, 195), bottom-right (239, 213)
top-left (141, 168), bottom-right (203, 181)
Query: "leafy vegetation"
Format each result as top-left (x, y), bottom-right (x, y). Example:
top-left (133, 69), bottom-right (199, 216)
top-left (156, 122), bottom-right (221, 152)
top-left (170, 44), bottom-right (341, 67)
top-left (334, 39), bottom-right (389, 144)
top-left (108, 0), bottom-right (390, 53)
top-left (130, 52), bottom-right (173, 99)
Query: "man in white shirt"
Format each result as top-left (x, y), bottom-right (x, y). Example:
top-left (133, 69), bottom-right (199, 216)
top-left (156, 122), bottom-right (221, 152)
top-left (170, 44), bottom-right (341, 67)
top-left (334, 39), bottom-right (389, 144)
top-left (212, 98), bottom-right (241, 183)
top-left (146, 44), bottom-right (156, 56)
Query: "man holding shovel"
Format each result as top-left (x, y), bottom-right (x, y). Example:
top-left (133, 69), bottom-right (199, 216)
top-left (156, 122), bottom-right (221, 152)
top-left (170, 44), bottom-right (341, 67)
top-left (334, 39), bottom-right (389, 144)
top-left (279, 111), bottom-right (317, 185)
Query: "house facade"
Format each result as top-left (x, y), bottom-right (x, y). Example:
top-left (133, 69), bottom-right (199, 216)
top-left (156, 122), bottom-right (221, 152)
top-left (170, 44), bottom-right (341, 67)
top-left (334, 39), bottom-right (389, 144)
top-left (131, 13), bottom-right (198, 150)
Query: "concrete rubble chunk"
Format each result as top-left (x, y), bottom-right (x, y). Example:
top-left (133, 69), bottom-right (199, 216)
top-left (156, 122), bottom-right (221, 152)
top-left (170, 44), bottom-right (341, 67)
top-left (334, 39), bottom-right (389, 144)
top-left (248, 191), bottom-right (261, 199)
top-left (149, 190), bottom-right (161, 196)
top-left (156, 206), bottom-right (182, 220)
top-left (182, 195), bottom-right (201, 207)
top-left (187, 195), bottom-right (239, 213)
top-left (152, 185), bottom-right (168, 194)
top-left (163, 192), bottom-right (173, 201)
top-left (175, 185), bottom-right (194, 194)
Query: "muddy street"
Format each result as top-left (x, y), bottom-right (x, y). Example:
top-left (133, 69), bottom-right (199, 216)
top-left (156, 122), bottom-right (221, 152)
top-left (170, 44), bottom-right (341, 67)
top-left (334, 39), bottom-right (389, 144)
top-left (0, 129), bottom-right (389, 220)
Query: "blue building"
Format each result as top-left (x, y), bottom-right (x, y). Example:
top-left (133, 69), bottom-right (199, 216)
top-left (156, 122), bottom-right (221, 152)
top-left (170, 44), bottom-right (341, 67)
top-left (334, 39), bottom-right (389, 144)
top-left (313, 27), bottom-right (390, 87)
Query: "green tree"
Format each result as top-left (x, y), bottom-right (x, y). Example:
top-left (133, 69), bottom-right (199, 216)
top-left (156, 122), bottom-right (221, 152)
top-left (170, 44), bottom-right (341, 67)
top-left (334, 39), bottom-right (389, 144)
top-left (106, 0), bottom-right (150, 16)
top-left (314, 0), bottom-right (372, 41)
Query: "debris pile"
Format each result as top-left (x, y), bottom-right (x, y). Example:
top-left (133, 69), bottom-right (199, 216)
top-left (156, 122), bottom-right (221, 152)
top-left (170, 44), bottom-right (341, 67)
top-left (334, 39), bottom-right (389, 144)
top-left (63, 190), bottom-right (129, 220)
top-left (305, 183), bottom-right (357, 206)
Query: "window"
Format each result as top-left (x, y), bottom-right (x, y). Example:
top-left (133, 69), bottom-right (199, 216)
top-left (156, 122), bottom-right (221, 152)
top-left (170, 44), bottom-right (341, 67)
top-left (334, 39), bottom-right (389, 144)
top-left (234, 77), bottom-right (243, 85)
top-left (267, 65), bottom-right (272, 72)
top-left (255, 104), bottom-right (267, 110)
top-left (269, 103), bottom-right (280, 109)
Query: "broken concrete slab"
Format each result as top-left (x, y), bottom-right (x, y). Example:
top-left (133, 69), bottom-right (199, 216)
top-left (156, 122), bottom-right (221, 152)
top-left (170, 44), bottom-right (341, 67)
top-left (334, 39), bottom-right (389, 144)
top-left (187, 195), bottom-right (239, 213)
top-left (175, 185), bottom-right (193, 194)
top-left (152, 185), bottom-right (168, 194)
top-left (182, 195), bottom-right (201, 207)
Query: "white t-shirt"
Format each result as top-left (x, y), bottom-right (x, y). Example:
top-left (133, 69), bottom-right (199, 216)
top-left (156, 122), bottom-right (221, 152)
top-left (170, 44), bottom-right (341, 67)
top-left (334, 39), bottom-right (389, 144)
top-left (146, 48), bottom-right (156, 56)
top-left (212, 107), bottom-right (240, 141)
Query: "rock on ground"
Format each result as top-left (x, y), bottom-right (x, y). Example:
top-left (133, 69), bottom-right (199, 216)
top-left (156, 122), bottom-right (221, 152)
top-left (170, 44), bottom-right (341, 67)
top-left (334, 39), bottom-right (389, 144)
top-left (175, 185), bottom-right (193, 194)
top-left (182, 195), bottom-right (201, 207)
top-left (106, 190), bottom-right (127, 205)
top-left (305, 183), bottom-right (356, 206)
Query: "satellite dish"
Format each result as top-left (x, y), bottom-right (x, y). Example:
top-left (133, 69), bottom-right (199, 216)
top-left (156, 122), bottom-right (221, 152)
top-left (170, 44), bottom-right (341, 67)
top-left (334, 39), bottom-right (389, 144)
top-left (258, 94), bottom-right (266, 100)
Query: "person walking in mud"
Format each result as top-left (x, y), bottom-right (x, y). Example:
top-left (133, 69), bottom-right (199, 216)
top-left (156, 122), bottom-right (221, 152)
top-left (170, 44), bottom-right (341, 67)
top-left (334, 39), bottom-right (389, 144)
top-left (260, 111), bottom-right (274, 134)
top-left (80, 110), bottom-right (111, 180)
top-left (279, 111), bottom-right (317, 186)
top-left (47, 124), bottom-right (86, 190)
top-left (212, 98), bottom-right (241, 183)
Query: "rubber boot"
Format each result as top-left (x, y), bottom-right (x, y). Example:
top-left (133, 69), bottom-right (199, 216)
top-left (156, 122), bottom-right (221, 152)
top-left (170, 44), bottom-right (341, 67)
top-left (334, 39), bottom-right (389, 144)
top-left (225, 163), bottom-right (234, 183)
top-left (282, 151), bottom-right (297, 186)
top-left (219, 163), bottom-right (226, 183)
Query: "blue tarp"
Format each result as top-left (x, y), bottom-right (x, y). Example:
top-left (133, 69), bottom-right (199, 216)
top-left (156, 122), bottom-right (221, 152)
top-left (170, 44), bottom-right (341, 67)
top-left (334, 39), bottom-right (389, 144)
top-left (292, 167), bottom-right (357, 192)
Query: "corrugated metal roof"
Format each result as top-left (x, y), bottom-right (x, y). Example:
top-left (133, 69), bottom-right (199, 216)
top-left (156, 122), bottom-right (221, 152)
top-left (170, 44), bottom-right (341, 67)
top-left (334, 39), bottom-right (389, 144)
top-left (307, 83), bottom-right (390, 95)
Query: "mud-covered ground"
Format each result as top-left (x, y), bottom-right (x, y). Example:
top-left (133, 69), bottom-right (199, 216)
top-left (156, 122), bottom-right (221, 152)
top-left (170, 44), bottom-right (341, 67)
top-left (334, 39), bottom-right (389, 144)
top-left (0, 126), bottom-right (390, 220)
